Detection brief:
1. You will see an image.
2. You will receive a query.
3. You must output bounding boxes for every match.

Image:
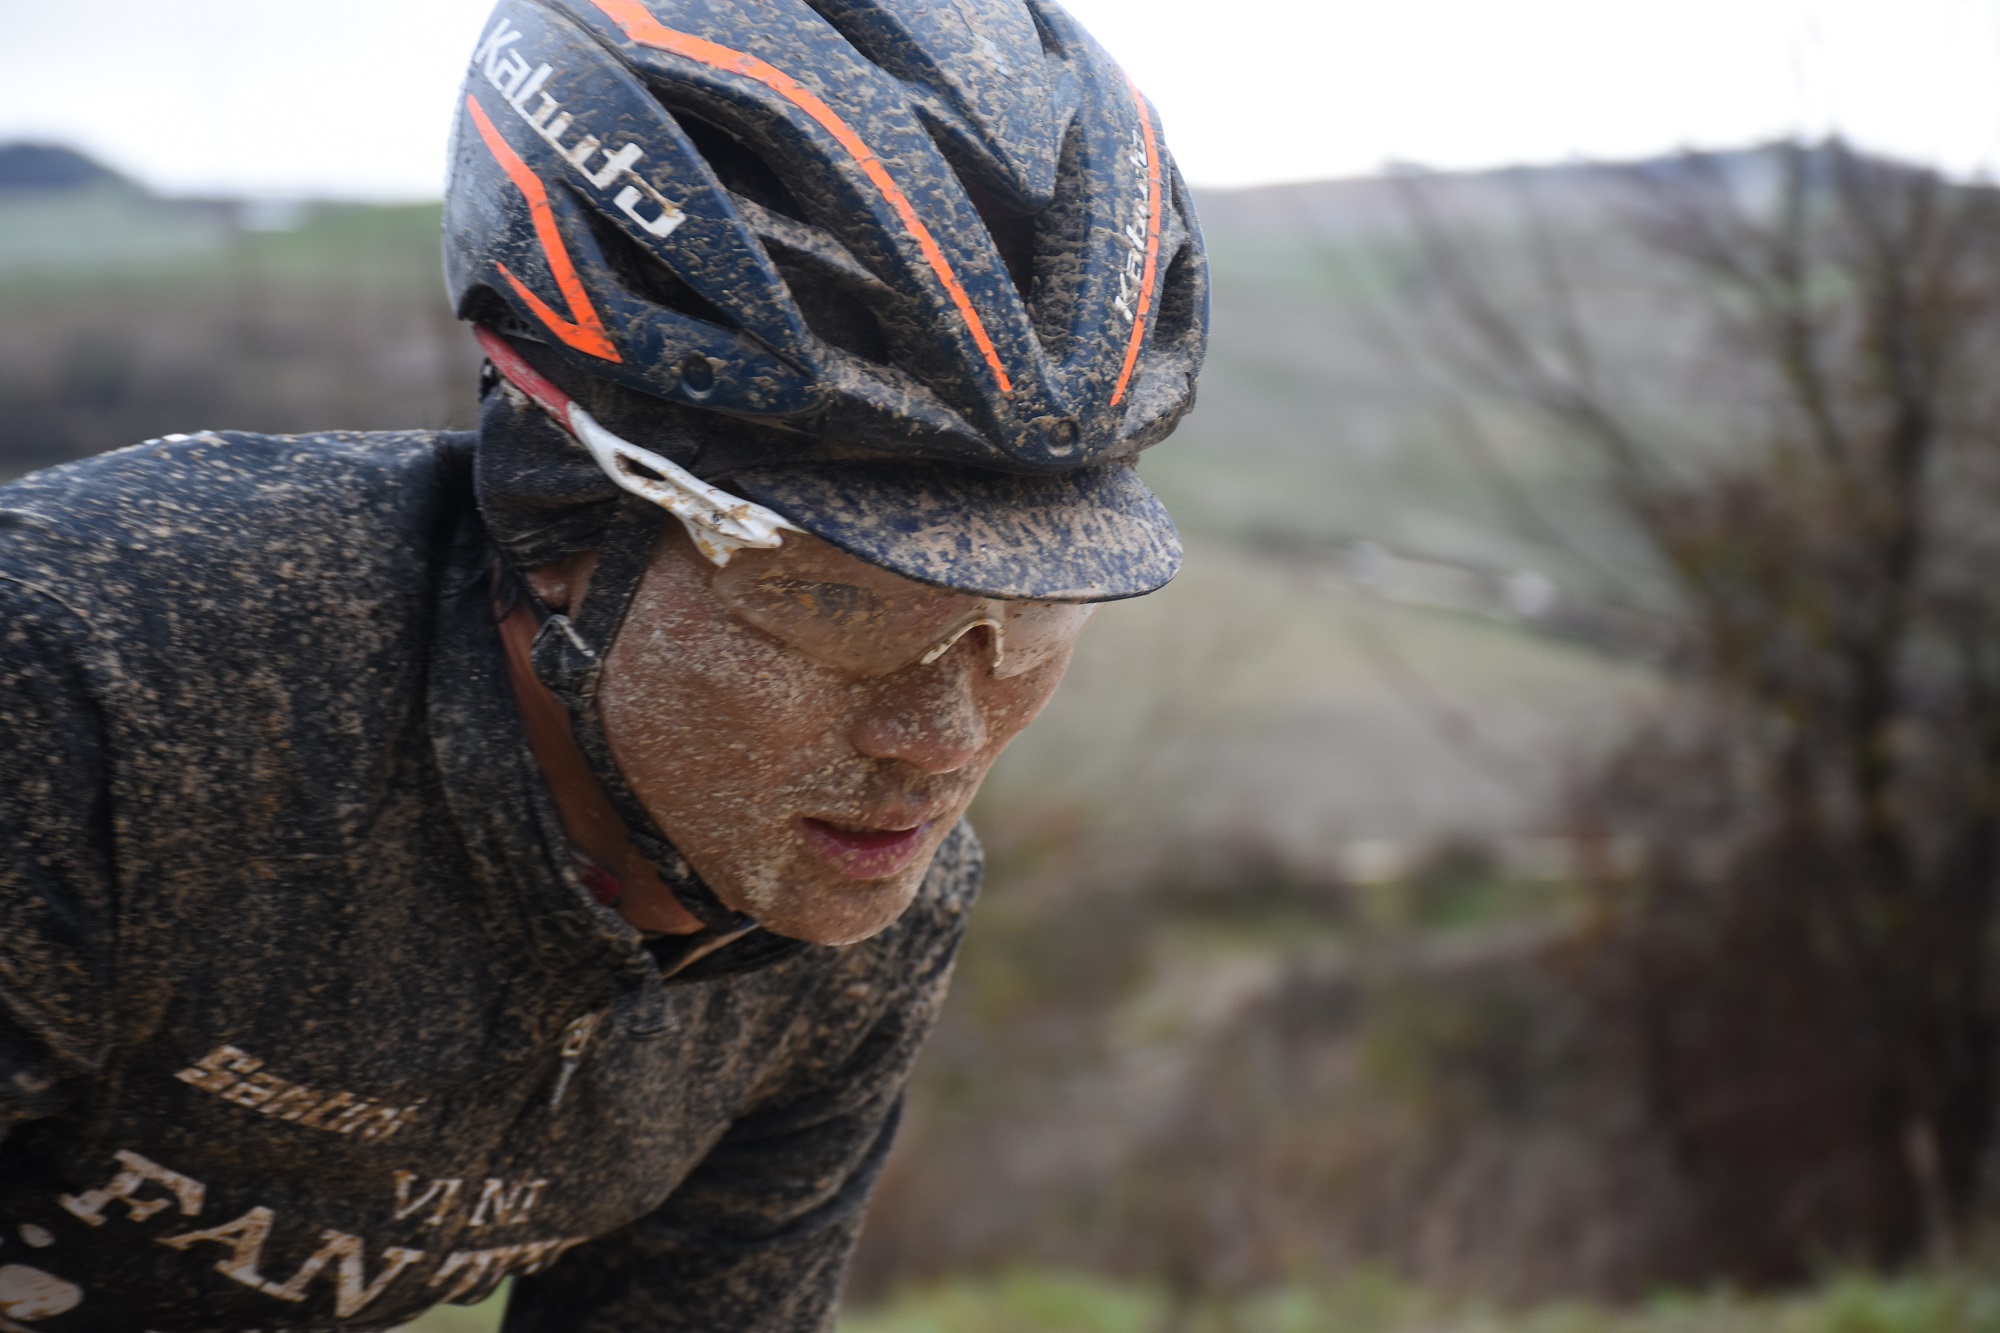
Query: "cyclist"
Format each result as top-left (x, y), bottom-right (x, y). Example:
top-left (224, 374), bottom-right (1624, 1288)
top-left (0, 0), bottom-right (1204, 1326)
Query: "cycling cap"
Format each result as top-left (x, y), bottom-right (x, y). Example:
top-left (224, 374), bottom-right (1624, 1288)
top-left (445, 0), bottom-right (1207, 601)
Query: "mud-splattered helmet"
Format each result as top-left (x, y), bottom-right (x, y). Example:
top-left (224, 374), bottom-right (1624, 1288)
top-left (445, 0), bottom-right (1207, 602)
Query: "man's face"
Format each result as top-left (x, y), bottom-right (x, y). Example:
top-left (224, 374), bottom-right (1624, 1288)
top-left (597, 526), bottom-right (1076, 945)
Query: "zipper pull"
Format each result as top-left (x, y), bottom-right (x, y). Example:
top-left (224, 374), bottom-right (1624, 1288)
top-left (549, 1012), bottom-right (604, 1111)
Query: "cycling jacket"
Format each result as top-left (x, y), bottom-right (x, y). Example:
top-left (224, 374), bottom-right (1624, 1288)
top-left (0, 430), bottom-right (977, 1332)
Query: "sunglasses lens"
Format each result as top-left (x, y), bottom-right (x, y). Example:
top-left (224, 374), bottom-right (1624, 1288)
top-left (990, 601), bottom-right (1097, 678)
top-left (711, 539), bottom-right (1095, 677)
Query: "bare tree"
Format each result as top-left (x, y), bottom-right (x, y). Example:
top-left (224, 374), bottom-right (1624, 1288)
top-left (1405, 141), bottom-right (2000, 1281)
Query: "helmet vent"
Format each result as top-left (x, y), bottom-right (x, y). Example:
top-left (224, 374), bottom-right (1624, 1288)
top-left (1152, 242), bottom-right (1198, 346)
top-left (1025, 119), bottom-right (1089, 361)
top-left (460, 286), bottom-right (541, 344)
top-left (776, 258), bottom-right (894, 367)
top-left (582, 203), bottom-right (739, 333)
top-left (923, 124), bottom-right (1038, 308)
top-left (671, 109), bottom-right (813, 227)
top-left (1025, 3), bottom-right (1067, 59)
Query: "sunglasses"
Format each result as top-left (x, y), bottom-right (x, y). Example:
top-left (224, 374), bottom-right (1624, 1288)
top-left (474, 325), bottom-right (1096, 678)
top-left (710, 535), bottom-right (1096, 680)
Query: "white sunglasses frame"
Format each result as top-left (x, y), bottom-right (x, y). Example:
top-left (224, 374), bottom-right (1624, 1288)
top-left (475, 325), bottom-right (798, 566)
top-left (474, 326), bottom-right (1095, 677)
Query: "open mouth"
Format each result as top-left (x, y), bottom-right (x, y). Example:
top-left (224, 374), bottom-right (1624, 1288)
top-left (798, 818), bottom-right (935, 879)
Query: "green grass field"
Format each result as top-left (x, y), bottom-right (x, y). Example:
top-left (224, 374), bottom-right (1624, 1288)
top-left (842, 1271), bottom-right (2000, 1333)
top-left (393, 1270), bottom-right (2000, 1333)
top-left (397, 1289), bottom-right (508, 1333)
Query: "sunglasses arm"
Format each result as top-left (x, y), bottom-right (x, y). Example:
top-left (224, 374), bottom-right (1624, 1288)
top-left (919, 614), bottom-right (1007, 670)
top-left (475, 325), bottom-right (800, 566)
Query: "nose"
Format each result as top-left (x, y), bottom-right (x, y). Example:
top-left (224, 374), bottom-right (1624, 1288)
top-left (849, 647), bottom-right (991, 775)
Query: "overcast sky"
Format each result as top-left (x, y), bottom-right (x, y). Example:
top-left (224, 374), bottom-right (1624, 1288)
top-left (0, 0), bottom-right (1995, 198)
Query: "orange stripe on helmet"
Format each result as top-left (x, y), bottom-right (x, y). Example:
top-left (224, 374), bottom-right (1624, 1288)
top-left (466, 94), bottom-right (622, 363)
top-left (1111, 75), bottom-right (1163, 408)
top-left (584, 0), bottom-right (1012, 397)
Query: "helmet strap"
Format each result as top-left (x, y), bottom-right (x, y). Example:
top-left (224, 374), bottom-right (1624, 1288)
top-left (524, 496), bottom-right (761, 935)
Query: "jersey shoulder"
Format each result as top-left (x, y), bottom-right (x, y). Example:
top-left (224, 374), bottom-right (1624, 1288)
top-left (0, 429), bottom-right (474, 618)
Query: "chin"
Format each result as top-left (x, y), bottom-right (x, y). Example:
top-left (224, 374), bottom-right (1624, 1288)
top-left (722, 849), bottom-right (931, 946)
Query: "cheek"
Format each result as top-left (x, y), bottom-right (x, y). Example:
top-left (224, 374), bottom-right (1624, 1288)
top-left (976, 647), bottom-right (1075, 754)
top-left (598, 589), bottom-right (857, 831)
top-left (617, 616), bottom-right (819, 741)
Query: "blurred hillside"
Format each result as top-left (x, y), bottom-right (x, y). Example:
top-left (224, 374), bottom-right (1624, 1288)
top-left (0, 143), bottom-right (1650, 867)
top-left (986, 164), bottom-right (1668, 870)
top-left (3, 143), bottom-right (1690, 1319)
top-left (0, 145), bottom-right (480, 474)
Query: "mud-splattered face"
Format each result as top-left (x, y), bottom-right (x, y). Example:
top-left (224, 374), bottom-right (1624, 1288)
top-left (596, 525), bottom-right (1076, 945)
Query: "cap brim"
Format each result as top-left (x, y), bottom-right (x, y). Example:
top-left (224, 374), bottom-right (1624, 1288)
top-left (723, 459), bottom-right (1181, 602)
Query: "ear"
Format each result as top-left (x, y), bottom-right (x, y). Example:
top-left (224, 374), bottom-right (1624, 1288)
top-left (526, 550), bottom-right (598, 615)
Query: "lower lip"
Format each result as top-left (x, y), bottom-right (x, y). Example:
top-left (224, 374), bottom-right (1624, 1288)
top-left (798, 818), bottom-right (935, 879)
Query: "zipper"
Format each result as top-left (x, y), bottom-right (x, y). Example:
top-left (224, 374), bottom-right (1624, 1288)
top-left (548, 1011), bottom-right (604, 1111)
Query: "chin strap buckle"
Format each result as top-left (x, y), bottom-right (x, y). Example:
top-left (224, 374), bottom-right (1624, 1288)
top-left (530, 612), bottom-right (602, 712)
